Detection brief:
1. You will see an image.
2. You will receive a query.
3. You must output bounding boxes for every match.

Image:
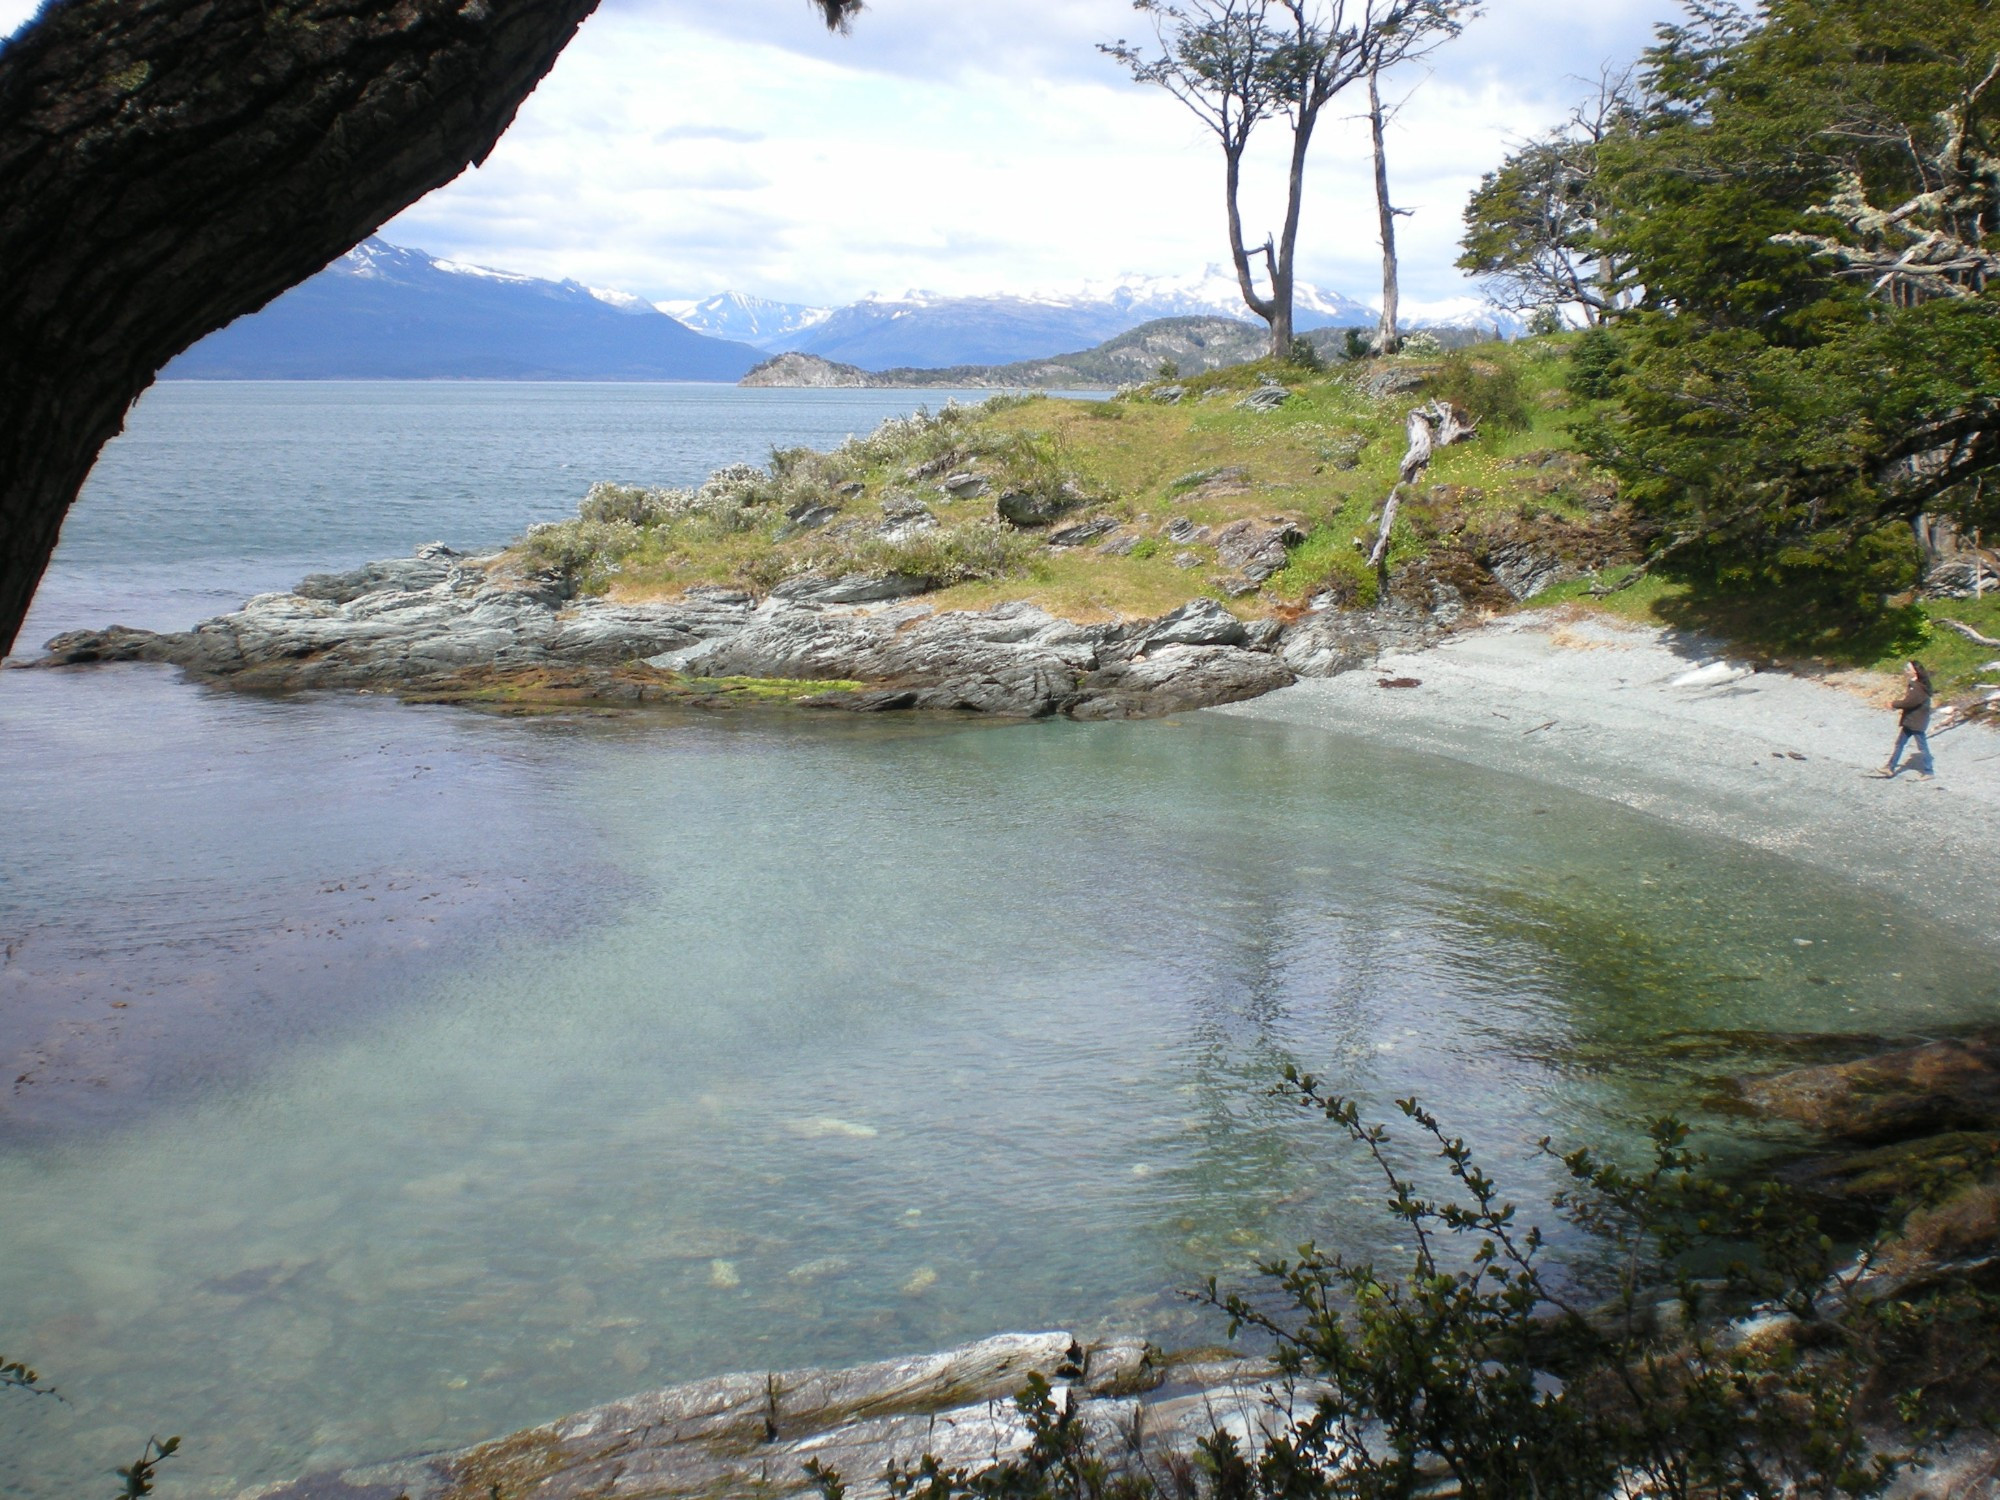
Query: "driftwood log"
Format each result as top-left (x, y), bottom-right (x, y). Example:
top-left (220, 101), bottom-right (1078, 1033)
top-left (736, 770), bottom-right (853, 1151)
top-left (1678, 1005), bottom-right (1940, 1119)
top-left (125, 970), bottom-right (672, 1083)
top-left (1937, 617), bottom-right (2000, 649)
top-left (1366, 398), bottom-right (1477, 570)
top-left (0, 0), bottom-right (859, 659)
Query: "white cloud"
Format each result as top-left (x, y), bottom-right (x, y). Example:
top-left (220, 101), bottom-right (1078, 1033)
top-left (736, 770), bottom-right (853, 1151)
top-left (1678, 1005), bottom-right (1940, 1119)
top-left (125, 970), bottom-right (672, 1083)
top-left (6, 0), bottom-right (1677, 307)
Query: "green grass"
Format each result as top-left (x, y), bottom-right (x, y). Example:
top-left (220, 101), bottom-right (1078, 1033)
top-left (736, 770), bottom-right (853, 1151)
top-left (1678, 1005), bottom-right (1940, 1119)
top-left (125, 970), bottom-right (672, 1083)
top-left (493, 337), bottom-right (2000, 705)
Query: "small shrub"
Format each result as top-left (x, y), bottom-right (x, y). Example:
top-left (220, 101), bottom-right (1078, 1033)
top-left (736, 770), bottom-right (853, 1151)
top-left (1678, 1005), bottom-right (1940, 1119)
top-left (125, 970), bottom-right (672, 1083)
top-left (1401, 329), bottom-right (1444, 356)
top-left (1285, 337), bottom-right (1325, 372)
top-left (577, 481), bottom-right (693, 526)
top-left (853, 520), bottom-right (1033, 586)
top-left (808, 1077), bottom-right (1949, 1500)
top-left (1342, 328), bottom-right (1373, 361)
top-left (521, 518), bottom-right (644, 582)
top-left (1567, 326), bottom-right (1624, 400)
top-left (1431, 352), bottom-right (1533, 431)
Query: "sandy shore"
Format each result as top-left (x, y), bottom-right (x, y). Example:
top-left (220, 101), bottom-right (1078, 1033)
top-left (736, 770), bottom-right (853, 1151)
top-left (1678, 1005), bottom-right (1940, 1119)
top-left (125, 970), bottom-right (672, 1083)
top-left (1219, 610), bottom-right (2000, 948)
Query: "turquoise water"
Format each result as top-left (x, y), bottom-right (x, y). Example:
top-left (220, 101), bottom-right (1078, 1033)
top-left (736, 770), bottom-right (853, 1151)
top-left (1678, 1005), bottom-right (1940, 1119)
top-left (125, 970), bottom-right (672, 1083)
top-left (2, 385), bottom-right (1995, 1499)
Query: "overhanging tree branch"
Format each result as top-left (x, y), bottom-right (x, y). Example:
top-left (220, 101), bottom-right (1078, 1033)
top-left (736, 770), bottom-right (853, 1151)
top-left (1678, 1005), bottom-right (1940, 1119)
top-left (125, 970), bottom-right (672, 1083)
top-left (0, 0), bottom-right (860, 658)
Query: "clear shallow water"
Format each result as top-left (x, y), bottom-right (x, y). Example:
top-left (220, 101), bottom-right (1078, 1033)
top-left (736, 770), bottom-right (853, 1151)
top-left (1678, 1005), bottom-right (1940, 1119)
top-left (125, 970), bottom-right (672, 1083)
top-left (3, 385), bottom-right (1997, 1500)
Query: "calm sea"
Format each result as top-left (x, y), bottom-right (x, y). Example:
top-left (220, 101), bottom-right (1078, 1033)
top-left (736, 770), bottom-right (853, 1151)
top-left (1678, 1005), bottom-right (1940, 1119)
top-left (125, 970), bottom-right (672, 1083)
top-left (2, 383), bottom-right (1993, 1499)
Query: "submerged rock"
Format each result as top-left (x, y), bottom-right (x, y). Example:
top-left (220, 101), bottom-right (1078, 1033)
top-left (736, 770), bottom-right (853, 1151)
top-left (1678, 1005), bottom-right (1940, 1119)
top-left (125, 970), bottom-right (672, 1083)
top-left (1739, 1031), bottom-right (2000, 1144)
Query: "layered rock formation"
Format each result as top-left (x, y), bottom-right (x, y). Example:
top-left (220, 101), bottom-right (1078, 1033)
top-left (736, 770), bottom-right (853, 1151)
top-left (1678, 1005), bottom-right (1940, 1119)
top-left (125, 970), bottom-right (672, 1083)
top-left (22, 544), bottom-right (1443, 719)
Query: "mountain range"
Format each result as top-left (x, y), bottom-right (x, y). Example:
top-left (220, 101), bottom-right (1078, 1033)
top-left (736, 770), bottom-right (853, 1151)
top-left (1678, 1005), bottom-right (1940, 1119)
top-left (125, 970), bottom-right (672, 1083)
top-left (163, 238), bottom-right (1519, 381)
top-left (670, 269), bottom-right (1383, 370)
top-left (164, 240), bottom-right (762, 381)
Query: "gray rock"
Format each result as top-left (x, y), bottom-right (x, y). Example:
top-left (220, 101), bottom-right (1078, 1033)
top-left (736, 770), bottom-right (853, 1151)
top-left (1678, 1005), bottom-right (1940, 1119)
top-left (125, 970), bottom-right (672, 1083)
top-left (1165, 518), bottom-right (1208, 545)
top-left (1363, 366), bottom-right (1430, 399)
top-left (785, 500), bottom-right (839, 532)
top-left (1048, 516), bottom-right (1119, 548)
top-left (1151, 384), bottom-right (1187, 404)
top-left (1071, 646), bottom-right (1295, 720)
top-left (939, 472), bottom-right (988, 500)
top-left (1277, 603), bottom-right (1446, 678)
top-left (771, 573), bottom-right (936, 605)
top-left (1483, 541), bottom-right (1571, 601)
top-left (1095, 532), bottom-right (1142, 557)
top-left (1236, 384), bottom-right (1289, 413)
top-left (1172, 551), bottom-right (1203, 569)
top-left (294, 544), bottom-right (466, 604)
top-left (1173, 465), bottom-right (1251, 500)
top-left (1136, 598), bottom-right (1248, 651)
top-left (1214, 517), bottom-right (1304, 584)
top-left (28, 550), bottom-right (1314, 722)
top-left (996, 487), bottom-right (1084, 529)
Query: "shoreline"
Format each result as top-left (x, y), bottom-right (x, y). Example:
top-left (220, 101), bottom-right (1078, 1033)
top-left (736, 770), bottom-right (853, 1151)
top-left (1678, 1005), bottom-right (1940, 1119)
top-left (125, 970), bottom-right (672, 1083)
top-left (1219, 608), bottom-right (2000, 950)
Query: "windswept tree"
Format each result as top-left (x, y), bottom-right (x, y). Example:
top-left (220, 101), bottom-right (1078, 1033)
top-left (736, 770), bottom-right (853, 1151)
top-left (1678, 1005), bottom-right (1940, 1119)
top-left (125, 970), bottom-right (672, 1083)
top-left (1102, 0), bottom-right (1477, 362)
top-left (1458, 70), bottom-right (1639, 327)
top-left (0, 0), bottom-right (860, 659)
top-left (1573, 0), bottom-right (2000, 626)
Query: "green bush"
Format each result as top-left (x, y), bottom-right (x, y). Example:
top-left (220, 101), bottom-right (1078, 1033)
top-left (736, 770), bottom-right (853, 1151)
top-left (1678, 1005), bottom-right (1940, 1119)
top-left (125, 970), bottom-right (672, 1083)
top-left (1431, 352), bottom-right (1534, 431)
top-left (852, 520), bottom-right (1035, 586)
top-left (809, 1076), bottom-right (1951, 1500)
top-left (1286, 337), bottom-right (1325, 373)
top-left (1567, 327), bottom-right (1623, 400)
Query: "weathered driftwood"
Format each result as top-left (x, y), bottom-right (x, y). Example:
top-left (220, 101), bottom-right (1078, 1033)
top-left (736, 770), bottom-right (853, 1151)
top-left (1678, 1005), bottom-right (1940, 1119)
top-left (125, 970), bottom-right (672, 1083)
top-left (1366, 399), bottom-right (1477, 569)
top-left (1937, 616), bottom-right (2000, 649)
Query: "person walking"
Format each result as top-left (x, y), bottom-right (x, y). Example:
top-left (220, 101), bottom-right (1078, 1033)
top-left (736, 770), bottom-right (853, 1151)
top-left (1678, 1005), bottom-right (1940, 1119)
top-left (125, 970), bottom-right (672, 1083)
top-left (1871, 660), bottom-right (1935, 778)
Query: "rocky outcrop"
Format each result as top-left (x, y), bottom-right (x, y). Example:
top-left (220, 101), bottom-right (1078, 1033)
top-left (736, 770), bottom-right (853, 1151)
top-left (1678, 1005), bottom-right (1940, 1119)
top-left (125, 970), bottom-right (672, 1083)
top-left (238, 1332), bottom-right (1309, 1500)
top-left (23, 549), bottom-right (1344, 718)
top-left (22, 541), bottom-right (1467, 718)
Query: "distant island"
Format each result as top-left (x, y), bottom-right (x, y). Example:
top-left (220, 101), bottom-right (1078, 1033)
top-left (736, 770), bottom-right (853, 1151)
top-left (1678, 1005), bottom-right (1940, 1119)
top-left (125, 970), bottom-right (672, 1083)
top-left (737, 316), bottom-right (1288, 390)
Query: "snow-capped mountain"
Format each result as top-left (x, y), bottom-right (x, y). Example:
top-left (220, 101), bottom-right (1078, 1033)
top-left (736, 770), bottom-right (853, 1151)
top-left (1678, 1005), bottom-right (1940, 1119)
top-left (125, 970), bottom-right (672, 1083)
top-left (656, 291), bottom-right (834, 348)
top-left (758, 269), bottom-right (1372, 368)
top-left (663, 268), bottom-right (1513, 370)
top-left (165, 239), bottom-right (762, 381)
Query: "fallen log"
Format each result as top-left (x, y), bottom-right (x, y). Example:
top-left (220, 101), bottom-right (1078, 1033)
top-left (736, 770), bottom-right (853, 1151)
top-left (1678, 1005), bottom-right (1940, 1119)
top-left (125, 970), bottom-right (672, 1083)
top-left (1366, 399), bottom-right (1477, 570)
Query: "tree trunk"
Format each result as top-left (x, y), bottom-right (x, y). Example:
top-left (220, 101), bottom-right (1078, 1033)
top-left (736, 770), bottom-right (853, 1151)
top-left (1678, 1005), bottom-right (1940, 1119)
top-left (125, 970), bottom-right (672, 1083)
top-left (0, 0), bottom-right (855, 658)
top-left (1368, 66), bottom-right (1400, 354)
top-left (1267, 101), bottom-right (1320, 362)
top-left (1224, 139), bottom-right (1280, 353)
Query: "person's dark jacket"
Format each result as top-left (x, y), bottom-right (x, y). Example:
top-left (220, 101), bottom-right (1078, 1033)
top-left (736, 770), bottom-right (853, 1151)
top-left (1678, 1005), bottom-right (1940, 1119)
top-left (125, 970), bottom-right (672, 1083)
top-left (1892, 678), bottom-right (1933, 732)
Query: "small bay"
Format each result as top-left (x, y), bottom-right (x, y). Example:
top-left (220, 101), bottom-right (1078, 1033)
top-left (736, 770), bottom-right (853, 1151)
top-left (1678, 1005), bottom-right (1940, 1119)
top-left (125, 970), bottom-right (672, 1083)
top-left (2, 383), bottom-right (1993, 1499)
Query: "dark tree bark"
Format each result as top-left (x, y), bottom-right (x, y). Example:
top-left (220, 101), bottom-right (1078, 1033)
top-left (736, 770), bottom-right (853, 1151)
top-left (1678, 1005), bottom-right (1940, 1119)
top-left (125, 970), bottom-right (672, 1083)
top-left (0, 0), bottom-right (858, 658)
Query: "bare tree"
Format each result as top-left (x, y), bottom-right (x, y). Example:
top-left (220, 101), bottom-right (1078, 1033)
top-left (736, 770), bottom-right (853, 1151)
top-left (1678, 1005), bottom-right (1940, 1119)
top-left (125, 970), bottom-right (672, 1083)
top-left (1458, 69), bottom-right (1639, 326)
top-left (1365, 62), bottom-right (1407, 350)
top-left (0, 0), bottom-right (860, 659)
top-left (1103, 0), bottom-right (1477, 362)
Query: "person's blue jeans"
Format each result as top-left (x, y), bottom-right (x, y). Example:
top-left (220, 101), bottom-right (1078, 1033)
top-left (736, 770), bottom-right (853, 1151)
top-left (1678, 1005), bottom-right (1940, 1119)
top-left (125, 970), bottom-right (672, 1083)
top-left (1889, 728), bottom-right (1933, 774)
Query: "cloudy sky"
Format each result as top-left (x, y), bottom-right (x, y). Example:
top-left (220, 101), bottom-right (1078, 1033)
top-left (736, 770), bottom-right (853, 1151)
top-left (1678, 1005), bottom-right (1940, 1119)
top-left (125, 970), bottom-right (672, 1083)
top-left (4, 0), bottom-right (1673, 308)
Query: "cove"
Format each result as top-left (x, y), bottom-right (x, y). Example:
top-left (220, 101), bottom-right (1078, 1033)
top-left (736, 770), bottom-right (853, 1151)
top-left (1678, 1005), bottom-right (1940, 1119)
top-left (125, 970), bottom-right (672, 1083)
top-left (2, 696), bottom-right (1994, 1500)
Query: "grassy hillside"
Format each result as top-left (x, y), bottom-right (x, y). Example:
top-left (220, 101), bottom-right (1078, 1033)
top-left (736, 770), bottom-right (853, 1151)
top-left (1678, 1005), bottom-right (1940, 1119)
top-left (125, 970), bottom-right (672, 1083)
top-left (510, 335), bottom-right (2000, 702)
